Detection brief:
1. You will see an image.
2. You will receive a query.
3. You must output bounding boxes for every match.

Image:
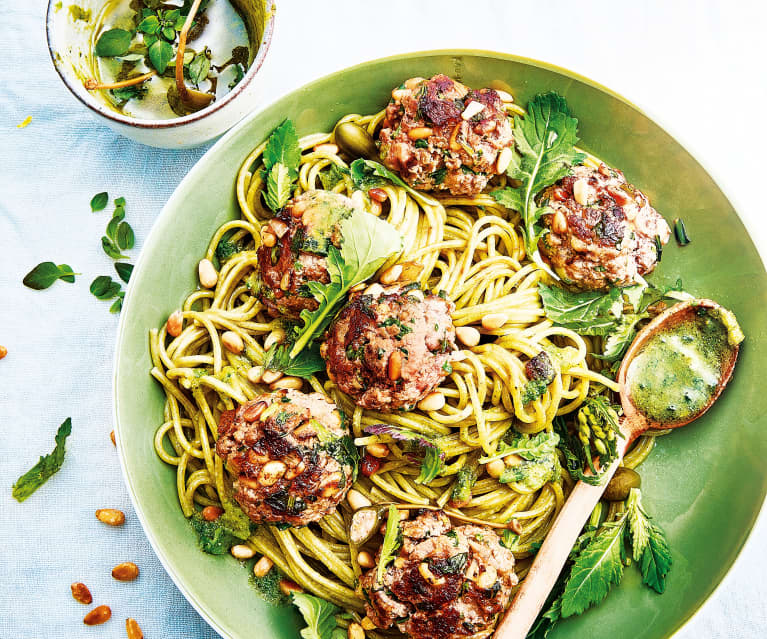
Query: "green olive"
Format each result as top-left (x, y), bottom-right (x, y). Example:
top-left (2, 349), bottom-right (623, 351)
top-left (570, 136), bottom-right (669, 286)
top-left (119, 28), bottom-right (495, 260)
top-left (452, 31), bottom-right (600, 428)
top-left (334, 122), bottom-right (379, 160)
top-left (603, 467), bottom-right (641, 502)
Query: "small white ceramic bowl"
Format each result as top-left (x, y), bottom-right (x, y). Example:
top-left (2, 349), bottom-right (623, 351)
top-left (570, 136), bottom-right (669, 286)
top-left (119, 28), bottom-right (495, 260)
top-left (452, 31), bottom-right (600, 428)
top-left (46, 0), bottom-right (275, 148)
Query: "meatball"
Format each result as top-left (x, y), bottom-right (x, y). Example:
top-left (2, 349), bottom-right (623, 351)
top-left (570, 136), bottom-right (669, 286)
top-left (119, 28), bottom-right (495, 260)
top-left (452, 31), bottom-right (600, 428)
top-left (358, 510), bottom-right (517, 639)
top-left (256, 190), bottom-right (358, 318)
top-left (378, 75), bottom-right (514, 196)
top-left (539, 164), bottom-right (671, 290)
top-left (321, 285), bottom-right (456, 412)
top-left (215, 389), bottom-right (354, 526)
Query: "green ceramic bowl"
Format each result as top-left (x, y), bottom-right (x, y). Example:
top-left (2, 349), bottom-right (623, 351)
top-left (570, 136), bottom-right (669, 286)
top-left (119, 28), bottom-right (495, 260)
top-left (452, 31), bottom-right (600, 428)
top-left (114, 51), bottom-right (767, 639)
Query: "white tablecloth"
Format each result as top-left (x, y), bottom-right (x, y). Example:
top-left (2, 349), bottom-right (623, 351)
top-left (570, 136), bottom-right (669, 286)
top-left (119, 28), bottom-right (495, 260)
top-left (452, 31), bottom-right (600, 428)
top-left (1, 1), bottom-right (765, 637)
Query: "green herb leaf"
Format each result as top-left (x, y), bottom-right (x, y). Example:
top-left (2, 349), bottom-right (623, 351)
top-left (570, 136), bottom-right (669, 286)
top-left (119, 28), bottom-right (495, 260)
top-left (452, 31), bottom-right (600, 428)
top-left (480, 431), bottom-right (560, 464)
top-left (137, 15), bottom-right (159, 33)
top-left (483, 432), bottom-right (560, 492)
top-left (189, 512), bottom-right (237, 554)
top-left (188, 50), bottom-right (211, 85)
top-left (111, 84), bottom-right (148, 102)
top-left (319, 163), bottom-right (349, 191)
top-left (491, 92), bottom-right (585, 261)
top-left (626, 488), bottom-right (672, 593)
top-left (12, 418), bottom-right (72, 502)
top-left (290, 210), bottom-right (402, 358)
top-left (110, 297), bottom-right (123, 313)
top-left (116, 221), bottom-right (135, 250)
top-left (626, 488), bottom-right (650, 561)
top-left (95, 28), bottom-right (132, 57)
top-left (115, 262), bottom-right (134, 283)
top-left (417, 445), bottom-right (443, 484)
top-left (90, 275), bottom-right (121, 300)
top-left (22, 262), bottom-right (77, 290)
top-left (560, 514), bottom-right (626, 617)
top-left (600, 313), bottom-right (647, 361)
top-left (350, 158), bottom-right (434, 206)
top-left (161, 25), bottom-right (176, 41)
top-left (263, 119), bottom-right (301, 177)
top-left (673, 218), bottom-right (691, 246)
top-left (102, 236), bottom-right (128, 260)
top-left (90, 191), bottom-right (109, 211)
top-left (263, 343), bottom-right (325, 379)
top-left (115, 196), bottom-right (126, 207)
top-left (538, 284), bottom-right (622, 335)
top-left (264, 163), bottom-right (294, 211)
top-left (148, 39), bottom-right (174, 73)
top-left (291, 592), bottom-right (340, 639)
top-left (249, 564), bottom-right (289, 606)
top-left (377, 505), bottom-right (401, 584)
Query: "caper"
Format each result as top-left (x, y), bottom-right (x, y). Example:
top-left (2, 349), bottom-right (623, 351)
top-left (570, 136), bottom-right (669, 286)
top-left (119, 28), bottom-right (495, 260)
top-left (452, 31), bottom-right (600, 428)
top-left (334, 122), bottom-right (379, 160)
top-left (603, 467), bottom-right (641, 502)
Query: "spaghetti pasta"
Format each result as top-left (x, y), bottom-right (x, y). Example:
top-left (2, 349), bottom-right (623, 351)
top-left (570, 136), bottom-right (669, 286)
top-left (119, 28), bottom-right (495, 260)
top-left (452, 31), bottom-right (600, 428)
top-left (150, 100), bottom-right (661, 632)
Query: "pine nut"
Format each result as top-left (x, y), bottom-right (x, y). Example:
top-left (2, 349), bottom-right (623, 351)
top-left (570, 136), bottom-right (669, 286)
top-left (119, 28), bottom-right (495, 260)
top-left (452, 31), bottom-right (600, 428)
top-left (573, 178), bottom-right (591, 206)
top-left (270, 376), bottom-right (303, 391)
top-left (495, 89), bottom-right (514, 103)
top-left (418, 562), bottom-right (446, 586)
top-left (243, 401), bottom-right (268, 421)
top-left (404, 77), bottom-right (425, 90)
top-left (451, 350), bottom-right (467, 362)
top-left (83, 605), bottom-right (111, 626)
top-left (366, 443), bottom-right (389, 458)
top-left (253, 556), bottom-right (274, 578)
top-left (112, 561), bottom-right (140, 582)
top-left (456, 326), bottom-right (480, 347)
top-left (198, 259), bottom-right (218, 289)
top-left (262, 231), bottom-right (276, 247)
top-left (347, 489), bottom-right (372, 511)
top-left (222, 331), bottom-right (244, 354)
top-left (246, 366), bottom-right (264, 384)
top-left (110, 430), bottom-right (116, 446)
top-left (70, 582), bottom-right (92, 605)
top-left (231, 544), bottom-right (255, 560)
top-left (364, 282), bottom-right (384, 297)
top-left (0, 345), bottom-right (7, 359)
top-left (408, 126), bottom-right (433, 140)
top-left (269, 218), bottom-right (289, 238)
top-left (504, 454), bottom-right (523, 467)
top-left (368, 188), bottom-right (388, 203)
top-left (202, 506), bottom-right (223, 521)
top-left (264, 328), bottom-right (286, 351)
top-left (391, 88), bottom-right (409, 101)
top-left (259, 461), bottom-right (287, 486)
top-left (406, 289), bottom-right (424, 302)
top-left (369, 200), bottom-right (382, 216)
top-left (461, 100), bottom-right (485, 120)
top-left (357, 551), bottom-right (375, 569)
top-left (166, 310), bottom-right (183, 337)
top-left (313, 143), bottom-right (339, 154)
top-left (378, 265), bottom-right (401, 286)
top-left (476, 566), bottom-right (498, 590)
top-left (261, 369), bottom-right (283, 384)
top-left (280, 272), bottom-right (290, 291)
top-left (552, 210), bottom-right (568, 234)
top-left (482, 313), bottom-right (507, 330)
top-left (418, 391), bottom-right (445, 412)
top-left (351, 190), bottom-right (365, 209)
top-left (599, 163), bottom-right (611, 177)
top-left (126, 618), bottom-right (144, 639)
top-left (449, 123), bottom-right (462, 150)
top-left (348, 622), bottom-right (366, 639)
top-left (361, 617), bottom-right (377, 631)
top-left (279, 579), bottom-right (303, 596)
top-left (486, 460), bottom-right (505, 479)
top-left (95, 508), bottom-right (125, 526)
top-left (496, 147), bottom-right (513, 174)
top-left (387, 350), bottom-right (402, 381)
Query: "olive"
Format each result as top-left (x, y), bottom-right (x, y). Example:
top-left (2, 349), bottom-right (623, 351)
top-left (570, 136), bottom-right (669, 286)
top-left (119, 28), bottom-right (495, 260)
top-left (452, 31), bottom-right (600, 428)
top-left (334, 122), bottom-right (379, 160)
top-left (603, 466), bottom-right (641, 502)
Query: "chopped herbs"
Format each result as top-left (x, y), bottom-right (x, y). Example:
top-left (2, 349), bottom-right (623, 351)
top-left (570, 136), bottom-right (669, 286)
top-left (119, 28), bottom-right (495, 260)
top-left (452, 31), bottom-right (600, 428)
top-left (22, 263), bottom-right (79, 290)
top-left (12, 418), bottom-right (72, 502)
top-left (379, 316), bottom-right (413, 339)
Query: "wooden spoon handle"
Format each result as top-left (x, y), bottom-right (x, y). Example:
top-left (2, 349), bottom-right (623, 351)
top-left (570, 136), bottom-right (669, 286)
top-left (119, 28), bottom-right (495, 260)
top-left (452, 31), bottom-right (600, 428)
top-left (494, 457), bottom-right (621, 639)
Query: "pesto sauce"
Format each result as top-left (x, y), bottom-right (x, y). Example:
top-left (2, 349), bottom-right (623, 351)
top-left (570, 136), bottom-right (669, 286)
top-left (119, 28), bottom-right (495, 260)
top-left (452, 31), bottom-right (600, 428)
top-left (627, 310), bottom-right (733, 424)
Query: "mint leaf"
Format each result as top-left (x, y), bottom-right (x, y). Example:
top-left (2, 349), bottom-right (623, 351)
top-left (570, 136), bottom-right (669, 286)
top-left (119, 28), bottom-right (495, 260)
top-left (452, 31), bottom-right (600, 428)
top-left (491, 92), bottom-right (585, 260)
top-left (264, 163), bottom-right (294, 212)
top-left (263, 119), bottom-right (301, 178)
top-left (188, 50), bottom-right (211, 86)
top-left (148, 39), bottom-right (173, 73)
top-left (90, 191), bottom-right (109, 211)
top-left (263, 343), bottom-right (325, 379)
top-left (95, 29), bottom-right (132, 57)
top-left (22, 262), bottom-right (77, 290)
top-left (115, 262), bottom-right (134, 284)
top-left (12, 418), bottom-right (72, 502)
top-left (538, 284), bottom-right (622, 335)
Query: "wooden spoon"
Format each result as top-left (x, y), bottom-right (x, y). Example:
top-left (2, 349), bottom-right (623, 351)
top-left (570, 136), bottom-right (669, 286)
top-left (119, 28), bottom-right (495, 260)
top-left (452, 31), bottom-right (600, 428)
top-left (495, 298), bottom-right (741, 639)
top-left (174, 0), bottom-right (214, 112)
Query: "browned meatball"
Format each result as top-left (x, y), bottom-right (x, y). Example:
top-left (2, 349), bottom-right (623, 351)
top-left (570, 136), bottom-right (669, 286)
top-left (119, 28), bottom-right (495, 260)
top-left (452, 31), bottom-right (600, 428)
top-left (539, 164), bottom-right (671, 290)
top-left (321, 285), bottom-right (456, 412)
top-left (256, 190), bottom-right (357, 318)
top-left (358, 510), bottom-right (517, 639)
top-left (378, 75), bottom-right (514, 196)
top-left (215, 389), bottom-right (355, 526)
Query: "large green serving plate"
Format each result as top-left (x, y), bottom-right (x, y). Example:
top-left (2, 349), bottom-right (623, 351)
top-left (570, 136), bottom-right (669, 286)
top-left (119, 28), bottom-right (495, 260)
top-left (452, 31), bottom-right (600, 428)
top-left (114, 51), bottom-right (767, 639)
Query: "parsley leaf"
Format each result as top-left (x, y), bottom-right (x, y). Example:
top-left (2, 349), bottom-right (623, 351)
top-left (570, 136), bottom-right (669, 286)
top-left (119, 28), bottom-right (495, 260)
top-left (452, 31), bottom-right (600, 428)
top-left (289, 209), bottom-right (402, 358)
top-left (12, 418), bottom-right (72, 502)
top-left (491, 92), bottom-right (585, 261)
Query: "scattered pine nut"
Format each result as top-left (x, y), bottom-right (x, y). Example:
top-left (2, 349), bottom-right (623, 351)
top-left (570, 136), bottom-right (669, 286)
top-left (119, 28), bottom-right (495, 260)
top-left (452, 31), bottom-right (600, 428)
top-left (253, 556), bottom-right (274, 578)
top-left (279, 579), bottom-right (303, 596)
top-left (110, 431), bottom-right (116, 447)
top-left (347, 489), bottom-right (372, 511)
top-left (387, 350), bottom-right (402, 381)
top-left (166, 311), bottom-right (183, 337)
top-left (202, 505), bottom-right (223, 521)
top-left (126, 618), bottom-right (144, 639)
top-left (481, 313), bottom-right (507, 331)
top-left (95, 509), bottom-right (125, 526)
top-left (70, 582), bottom-right (92, 605)
top-left (112, 562), bottom-right (140, 582)
top-left (486, 460), bottom-right (505, 479)
top-left (261, 369), bottom-right (283, 384)
top-left (360, 617), bottom-right (377, 631)
top-left (408, 126), bottom-right (433, 140)
top-left (0, 345), bottom-right (7, 360)
top-left (198, 259), bottom-right (218, 289)
top-left (356, 551), bottom-right (375, 569)
top-left (83, 605), bottom-right (111, 626)
top-left (379, 264), bottom-right (402, 285)
top-left (418, 391), bottom-right (446, 412)
top-left (270, 376), bottom-right (303, 391)
top-left (231, 544), bottom-right (256, 560)
top-left (246, 366), bottom-right (264, 384)
top-left (366, 443), bottom-right (389, 459)
top-left (221, 331), bottom-right (244, 354)
top-left (456, 326), bottom-right (480, 347)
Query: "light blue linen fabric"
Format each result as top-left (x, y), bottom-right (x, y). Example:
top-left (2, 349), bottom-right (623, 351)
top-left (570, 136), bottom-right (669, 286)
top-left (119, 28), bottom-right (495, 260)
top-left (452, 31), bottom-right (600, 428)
top-left (1, 1), bottom-right (765, 638)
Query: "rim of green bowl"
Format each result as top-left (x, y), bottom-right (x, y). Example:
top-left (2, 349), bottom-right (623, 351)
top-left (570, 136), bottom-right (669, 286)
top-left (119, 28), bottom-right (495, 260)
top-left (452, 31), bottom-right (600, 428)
top-left (113, 48), bottom-right (767, 639)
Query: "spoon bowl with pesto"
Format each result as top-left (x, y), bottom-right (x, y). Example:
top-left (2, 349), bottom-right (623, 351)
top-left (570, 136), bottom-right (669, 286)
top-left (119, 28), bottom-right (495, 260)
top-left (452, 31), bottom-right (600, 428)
top-left (496, 298), bottom-right (744, 639)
